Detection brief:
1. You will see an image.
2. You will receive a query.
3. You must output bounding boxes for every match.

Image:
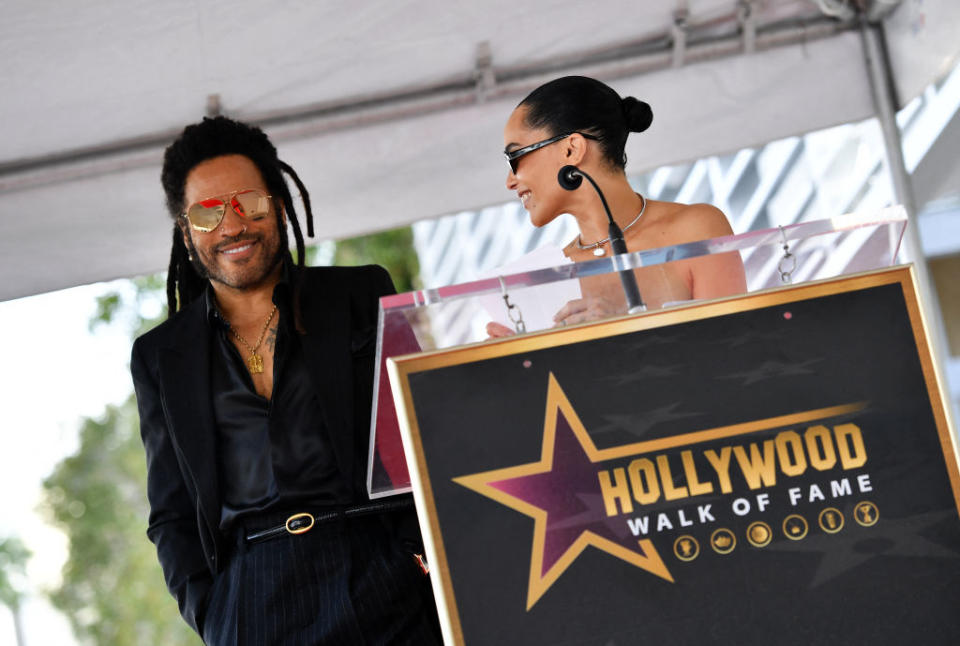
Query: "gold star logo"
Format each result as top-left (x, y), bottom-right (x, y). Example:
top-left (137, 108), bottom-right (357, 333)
top-left (453, 374), bottom-right (673, 609)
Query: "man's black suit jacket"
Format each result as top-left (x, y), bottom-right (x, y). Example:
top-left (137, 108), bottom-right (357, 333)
top-left (131, 265), bottom-right (395, 634)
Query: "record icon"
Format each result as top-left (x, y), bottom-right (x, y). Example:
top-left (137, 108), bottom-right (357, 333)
top-left (747, 521), bottom-right (773, 547)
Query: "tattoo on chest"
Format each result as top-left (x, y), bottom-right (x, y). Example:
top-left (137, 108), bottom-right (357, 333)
top-left (265, 325), bottom-right (278, 352)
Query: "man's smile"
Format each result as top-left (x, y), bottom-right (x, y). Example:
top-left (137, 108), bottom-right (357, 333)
top-left (216, 238), bottom-right (259, 257)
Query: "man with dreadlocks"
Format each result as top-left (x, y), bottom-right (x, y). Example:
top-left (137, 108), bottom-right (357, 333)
top-left (131, 117), bottom-right (440, 645)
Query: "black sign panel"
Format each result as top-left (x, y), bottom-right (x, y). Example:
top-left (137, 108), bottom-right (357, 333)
top-left (390, 267), bottom-right (960, 645)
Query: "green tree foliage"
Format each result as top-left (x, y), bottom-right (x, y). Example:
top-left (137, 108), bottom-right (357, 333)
top-left (334, 227), bottom-right (421, 293)
top-left (89, 274), bottom-right (168, 339)
top-left (0, 536), bottom-right (29, 612)
top-left (42, 397), bottom-right (199, 645)
top-left (0, 535), bottom-right (30, 645)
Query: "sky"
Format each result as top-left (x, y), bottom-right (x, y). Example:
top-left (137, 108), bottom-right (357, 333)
top-left (0, 279), bottom-right (146, 646)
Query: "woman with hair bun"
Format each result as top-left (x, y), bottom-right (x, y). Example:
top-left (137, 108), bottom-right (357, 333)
top-left (494, 76), bottom-right (746, 333)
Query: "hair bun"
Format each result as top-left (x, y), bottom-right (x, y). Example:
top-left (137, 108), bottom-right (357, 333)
top-left (622, 97), bottom-right (653, 133)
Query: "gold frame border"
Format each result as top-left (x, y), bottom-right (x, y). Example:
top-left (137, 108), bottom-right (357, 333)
top-left (387, 265), bottom-right (960, 646)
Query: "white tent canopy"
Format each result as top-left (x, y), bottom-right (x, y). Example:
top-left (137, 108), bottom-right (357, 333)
top-left (1, 0), bottom-right (957, 301)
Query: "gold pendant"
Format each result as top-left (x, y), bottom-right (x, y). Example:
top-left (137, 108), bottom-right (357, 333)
top-left (247, 353), bottom-right (264, 374)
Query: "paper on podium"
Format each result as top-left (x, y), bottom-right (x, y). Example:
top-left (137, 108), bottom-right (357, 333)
top-left (478, 245), bottom-right (581, 332)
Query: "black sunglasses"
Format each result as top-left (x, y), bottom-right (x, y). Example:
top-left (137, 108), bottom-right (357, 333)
top-left (504, 132), bottom-right (599, 173)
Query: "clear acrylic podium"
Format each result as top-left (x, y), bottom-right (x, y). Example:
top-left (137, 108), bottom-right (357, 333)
top-left (366, 208), bottom-right (908, 498)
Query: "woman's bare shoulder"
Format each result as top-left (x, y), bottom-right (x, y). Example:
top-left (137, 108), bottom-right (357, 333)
top-left (650, 200), bottom-right (734, 243)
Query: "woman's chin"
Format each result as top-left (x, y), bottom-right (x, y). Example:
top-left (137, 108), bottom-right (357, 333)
top-left (528, 207), bottom-right (556, 228)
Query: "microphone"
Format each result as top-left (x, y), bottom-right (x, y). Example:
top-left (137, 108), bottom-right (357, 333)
top-left (558, 165), bottom-right (583, 190)
top-left (557, 165), bottom-right (645, 313)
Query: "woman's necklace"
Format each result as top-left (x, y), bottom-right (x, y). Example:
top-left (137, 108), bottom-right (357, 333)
top-left (575, 193), bottom-right (647, 257)
top-left (229, 304), bottom-right (278, 375)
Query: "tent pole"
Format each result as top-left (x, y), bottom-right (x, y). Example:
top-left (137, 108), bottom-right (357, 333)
top-left (860, 16), bottom-right (957, 432)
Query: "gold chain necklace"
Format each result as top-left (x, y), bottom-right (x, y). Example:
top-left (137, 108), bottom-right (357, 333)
top-left (229, 304), bottom-right (278, 375)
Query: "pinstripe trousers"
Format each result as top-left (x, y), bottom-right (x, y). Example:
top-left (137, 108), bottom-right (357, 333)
top-left (201, 514), bottom-right (442, 645)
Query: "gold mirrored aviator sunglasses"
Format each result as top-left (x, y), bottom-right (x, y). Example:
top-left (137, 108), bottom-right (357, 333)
top-left (182, 188), bottom-right (273, 232)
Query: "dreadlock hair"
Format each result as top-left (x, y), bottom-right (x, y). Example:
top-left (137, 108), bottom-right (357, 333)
top-left (160, 116), bottom-right (314, 322)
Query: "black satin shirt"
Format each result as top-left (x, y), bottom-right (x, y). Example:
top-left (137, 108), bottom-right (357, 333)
top-left (205, 282), bottom-right (350, 531)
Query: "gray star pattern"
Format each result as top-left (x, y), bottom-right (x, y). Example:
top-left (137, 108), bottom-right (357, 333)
top-left (590, 403), bottom-right (703, 440)
top-left (601, 363), bottom-right (684, 386)
top-left (715, 357), bottom-right (824, 386)
top-left (763, 506), bottom-right (959, 588)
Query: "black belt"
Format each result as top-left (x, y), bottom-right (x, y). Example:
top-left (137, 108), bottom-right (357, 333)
top-left (244, 497), bottom-right (415, 545)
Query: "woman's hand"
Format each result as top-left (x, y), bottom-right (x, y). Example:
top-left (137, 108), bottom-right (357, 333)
top-left (486, 321), bottom-right (516, 339)
top-left (553, 294), bottom-right (625, 326)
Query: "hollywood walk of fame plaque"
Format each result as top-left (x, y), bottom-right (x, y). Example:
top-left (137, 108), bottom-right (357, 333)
top-left (389, 266), bottom-right (960, 645)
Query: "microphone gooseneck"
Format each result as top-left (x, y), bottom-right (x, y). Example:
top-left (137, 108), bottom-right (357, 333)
top-left (557, 165), bottom-right (646, 313)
